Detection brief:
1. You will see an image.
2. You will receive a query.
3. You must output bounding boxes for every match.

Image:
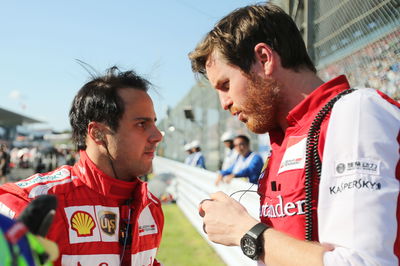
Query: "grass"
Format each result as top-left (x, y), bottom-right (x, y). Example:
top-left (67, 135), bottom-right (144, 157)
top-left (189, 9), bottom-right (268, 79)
top-left (157, 203), bottom-right (226, 266)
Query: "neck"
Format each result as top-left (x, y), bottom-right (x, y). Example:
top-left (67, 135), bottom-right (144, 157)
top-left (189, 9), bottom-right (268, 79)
top-left (275, 68), bottom-right (324, 131)
top-left (241, 151), bottom-right (251, 157)
top-left (86, 145), bottom-right (117, 179)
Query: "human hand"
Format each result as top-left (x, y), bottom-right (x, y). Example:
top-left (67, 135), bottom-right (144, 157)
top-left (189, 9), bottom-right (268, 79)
top-left (199, 191), bottom-right (258, 246)
top-left (224, 174), bottom-right (235, 184)
top-left (214, 174), bottom-right (223, 186)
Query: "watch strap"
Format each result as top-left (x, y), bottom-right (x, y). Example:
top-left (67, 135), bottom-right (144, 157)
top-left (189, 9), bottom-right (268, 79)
top-left (241, 222), bottom-right (270, 260)
top-left (246, 222), bottom-right (269, 239)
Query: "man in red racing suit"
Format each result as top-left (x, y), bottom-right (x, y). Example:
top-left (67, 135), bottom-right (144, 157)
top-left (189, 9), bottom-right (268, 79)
top-left (0, 151), bottom-right (163, 265)
top-left (0, 67), bottom-right (164, 265)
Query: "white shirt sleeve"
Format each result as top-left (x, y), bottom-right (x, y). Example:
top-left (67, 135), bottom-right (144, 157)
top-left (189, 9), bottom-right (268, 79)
top-left (318, 88), bottom-right (400, 266)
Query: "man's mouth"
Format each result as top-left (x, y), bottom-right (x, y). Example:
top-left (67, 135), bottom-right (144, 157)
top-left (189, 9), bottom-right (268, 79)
top-left (144, 148), bottom-right (155, 157)
top-left (231, 110), bottom-right (246, 122)
top-left (238, 112), bottom-right (246, 122)
top-left (231, 109), bottom-right (241, 116)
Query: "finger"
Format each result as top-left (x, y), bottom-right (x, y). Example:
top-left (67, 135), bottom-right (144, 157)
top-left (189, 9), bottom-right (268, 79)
top-left (198, 199), bottom-right (213, 217)
top-left (210, 191), bottom-right (230, 201)
top-left (200, 199), bottom-right (213, 205)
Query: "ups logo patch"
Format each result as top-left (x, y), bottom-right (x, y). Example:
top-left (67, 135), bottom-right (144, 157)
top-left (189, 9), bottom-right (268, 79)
top-left (98, 211), bottom-right (117, 235)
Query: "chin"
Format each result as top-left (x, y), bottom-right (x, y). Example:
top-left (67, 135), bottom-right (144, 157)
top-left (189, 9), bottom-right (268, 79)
top-left (247, 125), bottom-right (268, 134)
top-left (142, 165), bottom-right (153, 175)
top-left (245, 119), bottom-right (271, 134)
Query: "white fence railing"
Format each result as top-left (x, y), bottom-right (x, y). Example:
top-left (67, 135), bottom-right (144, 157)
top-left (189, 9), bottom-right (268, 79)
top-left (153, 156), bottom-right (260, 266)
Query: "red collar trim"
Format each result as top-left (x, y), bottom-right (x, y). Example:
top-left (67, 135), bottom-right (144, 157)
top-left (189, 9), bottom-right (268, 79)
top-left (286, 75), bottom-right (350, 127)
top-left (73, 151), bottom-right (144, 200)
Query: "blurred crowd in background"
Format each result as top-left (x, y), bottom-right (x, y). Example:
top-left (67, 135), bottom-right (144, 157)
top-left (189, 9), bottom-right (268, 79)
top-left (0, 143), bottom-right (78, 184)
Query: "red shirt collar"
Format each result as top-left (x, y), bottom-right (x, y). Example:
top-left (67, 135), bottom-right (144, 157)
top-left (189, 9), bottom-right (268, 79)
top-left (286, 75), bottom-right (350, 127)
top-left (269, 75), bottom-right (350, 145)
top-left (73, 151), bottom-right (145, 201)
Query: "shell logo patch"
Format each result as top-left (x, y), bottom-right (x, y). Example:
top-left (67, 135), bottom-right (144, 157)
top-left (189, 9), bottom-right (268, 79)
top-left (71, 211), bottom-right (96, 237)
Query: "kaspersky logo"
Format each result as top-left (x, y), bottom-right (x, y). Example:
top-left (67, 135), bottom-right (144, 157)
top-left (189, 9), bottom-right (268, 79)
top-left (70, 211), bottom-right (96, 236)
top-left (98, 211), bottom-right (117, 236)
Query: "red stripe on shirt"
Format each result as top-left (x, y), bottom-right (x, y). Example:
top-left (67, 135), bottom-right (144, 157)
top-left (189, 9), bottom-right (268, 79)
top-left (376, 90), bottom-right (400, 108)
top-left (395, 131), bottom-right (400, 262)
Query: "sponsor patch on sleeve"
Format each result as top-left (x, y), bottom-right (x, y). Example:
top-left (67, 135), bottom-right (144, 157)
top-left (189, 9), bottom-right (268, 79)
top-left (0, 202), bottom-right (15, 218)
top-left (333, 159), bottom-right (380, 177)
top-left (16, 168), bottom-right (71, 188)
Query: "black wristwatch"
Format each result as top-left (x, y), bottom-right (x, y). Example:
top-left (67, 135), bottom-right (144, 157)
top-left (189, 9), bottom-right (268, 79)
top-left (240, 223), bottom-right (270, 260)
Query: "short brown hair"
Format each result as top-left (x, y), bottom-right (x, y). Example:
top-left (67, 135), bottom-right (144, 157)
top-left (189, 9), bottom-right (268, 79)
top-left (189, 3), bottom-right (316, 77)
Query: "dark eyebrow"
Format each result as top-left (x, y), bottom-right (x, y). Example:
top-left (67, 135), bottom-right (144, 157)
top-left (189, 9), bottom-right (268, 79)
top-left (134, 117), bottom-right (157, 122)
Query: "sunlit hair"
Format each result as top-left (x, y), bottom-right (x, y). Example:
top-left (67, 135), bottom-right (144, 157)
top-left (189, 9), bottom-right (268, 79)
top-left (69, 66), bottom-right (151, 150)
top-left (189, 3), bottom-right (316, 77)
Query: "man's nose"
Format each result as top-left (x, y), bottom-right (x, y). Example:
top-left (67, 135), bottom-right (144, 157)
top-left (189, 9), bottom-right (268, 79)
top-left (150, 126), bottom-right (163, 143)
top-left (218, 91), bottom-right (232, 111)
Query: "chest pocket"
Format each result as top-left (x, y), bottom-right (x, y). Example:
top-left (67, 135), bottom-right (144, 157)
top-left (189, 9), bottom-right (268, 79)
top-left (264, 135), bottom-right (307, 195)
top-left (258, 135), bottom-right (307, 220)
top-left (132, 204), bottom-right (160, 251)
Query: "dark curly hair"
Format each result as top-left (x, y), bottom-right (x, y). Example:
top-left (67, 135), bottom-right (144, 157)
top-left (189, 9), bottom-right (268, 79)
top-left (69, 67), bottom-right (151, 150)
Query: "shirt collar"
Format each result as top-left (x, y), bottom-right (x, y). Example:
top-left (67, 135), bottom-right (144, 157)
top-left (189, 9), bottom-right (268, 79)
top-left (286, 75), bottom-right (350, 127)
top-left (268, 75), bottom-right (350, 146)
top-left (73, 151), bottom-right (144, 201)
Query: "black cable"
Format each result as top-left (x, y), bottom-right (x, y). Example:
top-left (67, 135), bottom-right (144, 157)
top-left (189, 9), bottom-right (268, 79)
top-left (304, 88), bottom-right (355, 241)
top-left (104, 140), bottom-right (120, 181)
top-left (120, 201), bottom-right (132, 265)
top-left (229, 183), bottom-right (257, 203)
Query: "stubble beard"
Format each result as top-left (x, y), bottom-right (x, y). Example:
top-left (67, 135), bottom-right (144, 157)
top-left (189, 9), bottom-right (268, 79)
top-left (242, 74), bottom-right (282, 134)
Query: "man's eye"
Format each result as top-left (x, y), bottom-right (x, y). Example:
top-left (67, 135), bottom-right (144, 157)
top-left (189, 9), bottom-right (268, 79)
top-left (222, 81), bottom-right (229, 91)
top-left (137, 122), bottom-right (146, 128)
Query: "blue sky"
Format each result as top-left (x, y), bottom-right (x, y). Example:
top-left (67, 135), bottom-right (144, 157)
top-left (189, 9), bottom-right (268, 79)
top-left (0, 0), bottom-right (261, 131)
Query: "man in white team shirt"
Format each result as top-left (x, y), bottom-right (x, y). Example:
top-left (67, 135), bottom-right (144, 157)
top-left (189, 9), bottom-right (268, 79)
top-left (183, 143), bottom-right (194, 165)
top-left (191, 3), bottom-right (400, 265)
top-left (189, 140), bottom-right (206, 169)
top-left (220, 131), bottom-right (239, 171)
top-left (215, 135), bottom-right (263, 185)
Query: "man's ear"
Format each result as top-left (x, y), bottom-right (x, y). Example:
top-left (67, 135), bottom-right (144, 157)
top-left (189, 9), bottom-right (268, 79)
top-left (254, 43), bottom-right (275, 76)
top-left (88, 122), bottom-right (105, 145)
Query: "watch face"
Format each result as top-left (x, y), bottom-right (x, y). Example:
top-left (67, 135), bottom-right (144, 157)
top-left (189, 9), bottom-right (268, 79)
top-left (241, 236), bottom-right (257, 256)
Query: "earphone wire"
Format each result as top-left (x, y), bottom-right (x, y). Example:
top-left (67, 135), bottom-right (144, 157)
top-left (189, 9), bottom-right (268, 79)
top-left (120, 200), bottom-right (132, 265)
top-left (103, 139), bottom-right (120, 180)
top-left (229, 183), bottom-right (257, 203)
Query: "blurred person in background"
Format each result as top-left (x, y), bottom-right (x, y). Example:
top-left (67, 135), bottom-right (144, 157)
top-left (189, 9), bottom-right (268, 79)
top-left (17, 146), bottom-right (30, 169)
top-left (0, 67), bottom-right (164, 265)
top-left (215, 135), bottom-right (263, 185)
top-left (191, 3), bottom-right (400, 265)
top-left (0, 144), bottom-right (10, 184)
top-left (190, 140), bottom-right (206, 169)
top-left (219, 131), bottom-right (239, 171)
top-left (183, 142), bottom-right (194, 165)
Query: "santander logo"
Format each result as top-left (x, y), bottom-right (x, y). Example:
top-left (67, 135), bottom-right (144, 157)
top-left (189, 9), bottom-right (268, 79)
top-left (260, 195), bottom-right (306, 218)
